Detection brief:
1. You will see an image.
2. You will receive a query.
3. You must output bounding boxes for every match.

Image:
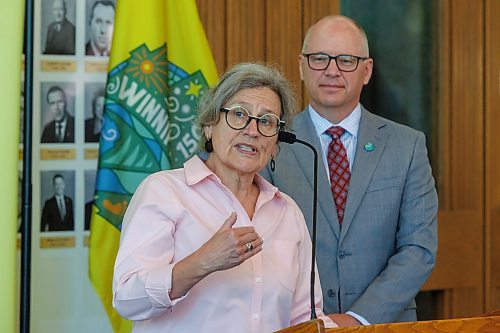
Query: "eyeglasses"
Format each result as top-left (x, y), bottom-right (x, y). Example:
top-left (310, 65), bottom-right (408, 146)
top-left (219, 105), bottom-right (285, 137)
top-left (302, 53), bottom-right (369, 72)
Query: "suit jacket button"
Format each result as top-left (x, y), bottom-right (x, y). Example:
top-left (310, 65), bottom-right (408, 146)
top-left (328, 289), bottom-right (336, 297)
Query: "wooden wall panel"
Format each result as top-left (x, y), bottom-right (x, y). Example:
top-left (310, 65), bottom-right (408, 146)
top-left (265, 0), bottom-right (302, 109)
top-left (302, 0), bottom-right (340, 34)
top-left (449, 1), bottom-right (484, 316)
top-left (485, 0), bottom-right (500, 313)
top-left (196, 0), bottom-right (226, 74)
top-left (437, 0), bottom-right (485, 210)
top-left (437, 0), bottom-right (451, 208)
top-left (448, 0), bottom-right (484, 211)
top-left (424, 211), bottom-right (483, 290)
top-left (424, 0), bottom-right (485, 318)
top-left (226, 0), bottom-right (266, 67)
top-left (450, 288), bottom-right (483, 319)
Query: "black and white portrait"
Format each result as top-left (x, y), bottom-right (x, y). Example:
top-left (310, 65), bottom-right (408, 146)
top-left (85, 0), bottom-right (116, 56)
top-left (40, 82), bottom-right (75, 144)
top-left (41, 0), bottom-right (76, 55)
top-left (40, 170), bottom-right (75, 232)
top-left (84, 82), bottom-right (105, 143)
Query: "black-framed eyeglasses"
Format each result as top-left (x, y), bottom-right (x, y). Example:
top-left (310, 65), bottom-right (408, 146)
top-left (302, 52), bottom-right (369, 72)
top-left (219, 105), bottom-right (285, 137)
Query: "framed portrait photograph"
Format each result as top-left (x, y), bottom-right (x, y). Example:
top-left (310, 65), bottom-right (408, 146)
top-left (40, 82), bottom-right (75, 144)
top-left (41, 0), bottom-right (77, 55)
top-left (85, 0), bottom-right (116, 57)
top-left (84, 82), bottom-right (105, 143)
top-left (40, 170), bottom-right (75, 232)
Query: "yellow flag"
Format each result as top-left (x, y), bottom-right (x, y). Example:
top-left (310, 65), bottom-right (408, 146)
top-left (0, 1), bottom-right (24, 332)
top-left (89, 1), bottom-right (217, 332)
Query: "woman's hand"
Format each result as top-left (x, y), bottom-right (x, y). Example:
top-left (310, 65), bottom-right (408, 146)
top-left (198, 211), bottom-right (263, 272)
top-left (169, 212), bottom-right (262, 300)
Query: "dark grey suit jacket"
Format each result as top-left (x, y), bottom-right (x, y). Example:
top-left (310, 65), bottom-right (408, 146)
top-left (44, 18), bottom-right (75, 55)
top-left (41, 113), bottom-right (75, 143)
top-left (261, 106), bottom-right (438, 323)
top-left (40, 196), bottom-right (74, 232)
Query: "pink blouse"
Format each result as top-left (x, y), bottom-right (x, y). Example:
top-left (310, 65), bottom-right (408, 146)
top-left (113, 155), bottom-right (333, 332)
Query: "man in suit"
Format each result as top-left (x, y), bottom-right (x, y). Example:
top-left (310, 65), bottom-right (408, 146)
top-left (41, 86), bottom-right (75, 143)
top-left (41, 174), bottom-right (74, 232)
top-left (43, 0), bottom-right (75, 55)
top-left (261, 16), bottom-right (438, 326)
top-left (85, 1), bottom-right (115, 56)
top-left (85, 88), bottom-right (105, 142)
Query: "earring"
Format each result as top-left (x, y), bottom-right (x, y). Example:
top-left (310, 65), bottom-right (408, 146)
top-left (270, 156), bottom-right (276, 172)
top-left (204, 138), bottom-right (213, 152)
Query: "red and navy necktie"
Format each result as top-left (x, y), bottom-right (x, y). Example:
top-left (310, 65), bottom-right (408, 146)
top-left (326, 126), bottom-right (350, 223)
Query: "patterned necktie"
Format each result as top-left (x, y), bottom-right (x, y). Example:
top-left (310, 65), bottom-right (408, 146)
top-left (326, 126), bottom-right (351, 223)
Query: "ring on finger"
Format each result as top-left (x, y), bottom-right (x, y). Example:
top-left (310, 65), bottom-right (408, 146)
top-left (245, 242), bottom-right (254, 252)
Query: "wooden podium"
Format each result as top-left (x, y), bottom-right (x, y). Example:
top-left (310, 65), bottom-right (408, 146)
top-left (274, 319), bottom-right (326, 333)
top-left (274, 312), bottom-right (500, 333)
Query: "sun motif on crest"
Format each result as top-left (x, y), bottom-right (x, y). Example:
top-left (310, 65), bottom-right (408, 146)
top-left (126, 44), bottom-right (169, 95)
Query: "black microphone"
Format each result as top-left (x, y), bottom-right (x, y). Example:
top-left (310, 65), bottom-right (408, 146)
top-left (278, 130), bottom-right (318, 320)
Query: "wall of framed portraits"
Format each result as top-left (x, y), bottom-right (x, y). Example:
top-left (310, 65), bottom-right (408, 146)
top-left (21, 0), bottom-right (115, 331)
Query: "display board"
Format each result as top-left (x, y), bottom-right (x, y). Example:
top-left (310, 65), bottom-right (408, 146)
top-left (21, 0), bottom-right (116, 331)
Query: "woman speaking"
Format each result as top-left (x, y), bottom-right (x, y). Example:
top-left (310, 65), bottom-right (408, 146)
top-left (112, 63), bottom-right (333, 332)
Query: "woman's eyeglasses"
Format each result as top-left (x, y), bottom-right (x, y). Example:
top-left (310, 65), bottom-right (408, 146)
top-left (219, 105), bottom-right (284, 137)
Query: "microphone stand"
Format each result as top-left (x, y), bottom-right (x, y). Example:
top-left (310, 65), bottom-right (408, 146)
top-left (278, 131), bottom-right (318, 320)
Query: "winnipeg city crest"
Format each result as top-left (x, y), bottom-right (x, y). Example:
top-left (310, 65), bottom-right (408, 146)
top-left (93, 44), bottom-right (210, 229)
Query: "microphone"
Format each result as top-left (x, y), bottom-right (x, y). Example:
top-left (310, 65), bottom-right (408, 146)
top-left (278, 131), bottom-right (319, 320)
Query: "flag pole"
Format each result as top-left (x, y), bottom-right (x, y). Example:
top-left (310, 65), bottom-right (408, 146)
top-left (20, 0), bottom-right (34, 331)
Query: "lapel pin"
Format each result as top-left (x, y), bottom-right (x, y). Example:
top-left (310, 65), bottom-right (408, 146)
top-left (364, 142), bottom-right (375, 152)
